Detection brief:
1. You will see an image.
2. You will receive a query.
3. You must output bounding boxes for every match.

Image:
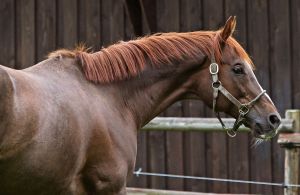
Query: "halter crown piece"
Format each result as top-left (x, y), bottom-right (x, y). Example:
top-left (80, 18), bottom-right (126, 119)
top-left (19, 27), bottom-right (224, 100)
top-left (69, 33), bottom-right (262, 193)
top-left (209, 53), bottom-right (266, 137)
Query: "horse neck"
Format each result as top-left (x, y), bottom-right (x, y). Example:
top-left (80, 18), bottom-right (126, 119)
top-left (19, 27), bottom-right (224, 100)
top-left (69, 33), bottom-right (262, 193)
top-left (116, 59), bottom-right (205, 129)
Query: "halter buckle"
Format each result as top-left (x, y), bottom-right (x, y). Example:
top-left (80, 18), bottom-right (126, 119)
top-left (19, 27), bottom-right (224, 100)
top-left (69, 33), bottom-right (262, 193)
top-left (209, 63), bottom-right (219, 74)
top-left (239, 105), bottom-right (250, 115)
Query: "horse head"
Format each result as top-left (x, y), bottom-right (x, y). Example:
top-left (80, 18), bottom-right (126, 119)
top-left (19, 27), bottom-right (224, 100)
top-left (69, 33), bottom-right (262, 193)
top-left (190, 17), bottom-right (281, 139)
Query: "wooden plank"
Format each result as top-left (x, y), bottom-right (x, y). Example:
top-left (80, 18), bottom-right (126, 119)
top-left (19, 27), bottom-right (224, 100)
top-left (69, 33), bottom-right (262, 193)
top-left (164, 105), bottom-right (184, 191)
top-left (147, 130), bottom-right (167, 189)
top-left (57, 0), bottom-right (78, 49)
top-left (182, 101), bottom-right (207, 192)
top-left (124, 0), bottom-right (143, 36)
top-left (179, 1), bottom-right (205, 192)
top-left (155, 0), bottom-right (183, 191)
top-left (142, 117), bottom-right (293, 132)
top-left (225, 0), bottom-right (249, 194)
top-left (124, 0), bottom-right (138, 41)
top-left (247, 1), bottom-right (273, 194)
top-left (290, 1), bottom-right (300, 189)
top-left (36, 0), bottom-right (56, 61)
top-left (156, 0), bottom-right (179, 33)
top-left (290, 1), bottom-right (300, 111)
top-left (101, 0), bottom-right (124, 46)
top-left (127, 187), bottom-right (212, 195)
top-left (269, 1), bottom-right (292, 115)
top-left (179, 0), bottom-right (202, 32)
top-left (269, 1), bottom-right (291, 195)
top-left (278, 133), bottom-right (300, 147)
top-left (144, 118), bottom-right (250, 132)
top-left (202, 0), bottom-right (227, 193)
top-left (15, 0), bottom-right (35, 69)
top-left (0, 0), bottom-right (15, 67)
top-left (141, 0), bottom-right (157, 33)
top-left (78, 0), bottom-right (101, 50)
top-left (127, 187), bottom-right (210, 195)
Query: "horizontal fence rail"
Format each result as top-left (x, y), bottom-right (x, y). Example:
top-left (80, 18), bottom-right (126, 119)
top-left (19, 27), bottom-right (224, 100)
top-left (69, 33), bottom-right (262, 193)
top-left (127, 187), bottom-right (210, 195)
top-left (142, 117), bottom-right (294, 133)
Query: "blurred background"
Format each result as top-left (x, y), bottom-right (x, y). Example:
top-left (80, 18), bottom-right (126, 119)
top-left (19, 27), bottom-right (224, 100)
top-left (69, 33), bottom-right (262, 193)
top-left (0, 0), bottom-right (299, 194)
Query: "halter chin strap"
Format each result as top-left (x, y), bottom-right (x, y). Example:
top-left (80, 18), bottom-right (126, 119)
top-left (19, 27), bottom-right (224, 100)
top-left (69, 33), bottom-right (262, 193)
top-left (210, 57), bottom-right (266, 137)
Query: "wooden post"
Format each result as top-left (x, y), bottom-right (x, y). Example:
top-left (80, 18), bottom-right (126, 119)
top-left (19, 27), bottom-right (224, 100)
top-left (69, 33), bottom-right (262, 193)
top-left (283, 110), bottom-right (300, 195)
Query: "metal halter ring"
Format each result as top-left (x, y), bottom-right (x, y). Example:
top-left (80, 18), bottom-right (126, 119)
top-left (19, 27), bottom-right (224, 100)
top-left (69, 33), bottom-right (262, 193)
top-left (212, 81), bottom-right (221, 89)
top-left (227, 129), bottom-right (237, 137)
top-left (209, 63), bottom-right (219, 74)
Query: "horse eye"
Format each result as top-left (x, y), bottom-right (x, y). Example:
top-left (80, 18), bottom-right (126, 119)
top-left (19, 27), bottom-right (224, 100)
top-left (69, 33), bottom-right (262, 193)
top-left (232, 65), bottom-right (245, 75)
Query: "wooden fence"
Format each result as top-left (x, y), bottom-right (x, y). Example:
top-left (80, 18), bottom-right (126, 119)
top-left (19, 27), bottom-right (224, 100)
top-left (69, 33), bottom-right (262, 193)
top-left (138, 110), bottom-right (299, 195)
top-left (0, 0), bottom-right (299, 194)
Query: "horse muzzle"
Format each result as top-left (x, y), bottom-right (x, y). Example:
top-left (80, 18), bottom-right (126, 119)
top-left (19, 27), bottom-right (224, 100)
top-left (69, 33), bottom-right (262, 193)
top-left (249, 112), bottom-right (281, 140)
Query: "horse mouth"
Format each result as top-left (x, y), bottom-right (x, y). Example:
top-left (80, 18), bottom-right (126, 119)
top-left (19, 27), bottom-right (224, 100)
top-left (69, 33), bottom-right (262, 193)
top-left (252, 123), bottom-right (277, 140)
top-left (243, 121), bottom-right (277, 140)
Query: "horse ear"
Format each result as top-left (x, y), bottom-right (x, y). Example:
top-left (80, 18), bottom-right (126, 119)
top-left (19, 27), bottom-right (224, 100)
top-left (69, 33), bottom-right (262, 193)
top-left (220, 16), bottom-right (236, 42)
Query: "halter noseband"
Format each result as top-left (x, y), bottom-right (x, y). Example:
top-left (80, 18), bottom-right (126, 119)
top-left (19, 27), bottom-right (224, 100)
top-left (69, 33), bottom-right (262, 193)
top-left (210, 55), bottom-right (266, 137)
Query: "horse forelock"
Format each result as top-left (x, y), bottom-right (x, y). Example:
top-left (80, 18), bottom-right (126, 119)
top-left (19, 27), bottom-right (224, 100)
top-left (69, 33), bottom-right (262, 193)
top-left (49, 31), bottom-right (253, 83)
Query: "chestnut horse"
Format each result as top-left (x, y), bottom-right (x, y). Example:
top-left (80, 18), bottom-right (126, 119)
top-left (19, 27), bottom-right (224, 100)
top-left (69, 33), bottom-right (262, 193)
top-left (0, 17), bottom-right (280, 194)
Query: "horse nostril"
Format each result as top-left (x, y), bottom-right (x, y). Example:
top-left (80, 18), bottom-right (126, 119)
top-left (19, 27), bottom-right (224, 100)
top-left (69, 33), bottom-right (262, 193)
top-left (268, 113), bottom-right (281, 129)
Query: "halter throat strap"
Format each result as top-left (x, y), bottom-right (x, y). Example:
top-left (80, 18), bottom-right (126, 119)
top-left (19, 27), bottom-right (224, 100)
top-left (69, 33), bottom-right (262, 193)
top-left (209, 56), bottom-right (266, 137)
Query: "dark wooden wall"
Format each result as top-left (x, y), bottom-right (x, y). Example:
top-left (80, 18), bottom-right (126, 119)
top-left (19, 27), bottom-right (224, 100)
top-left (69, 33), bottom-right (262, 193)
top-left (0, 0), bottom-right (299, 194)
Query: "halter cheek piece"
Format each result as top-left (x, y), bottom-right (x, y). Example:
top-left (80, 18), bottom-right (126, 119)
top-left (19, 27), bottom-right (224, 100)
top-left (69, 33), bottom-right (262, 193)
top-left (210, 55), bottom-right (266, 137)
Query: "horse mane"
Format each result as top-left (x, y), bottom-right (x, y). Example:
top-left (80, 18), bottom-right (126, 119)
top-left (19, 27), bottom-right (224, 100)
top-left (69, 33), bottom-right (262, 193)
top-left (48, 31), bottom-right (252, 83)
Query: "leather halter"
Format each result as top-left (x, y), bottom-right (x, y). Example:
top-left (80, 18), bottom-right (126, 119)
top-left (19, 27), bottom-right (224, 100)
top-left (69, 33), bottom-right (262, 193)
top-left (209, 55), bottom-right (266, 137)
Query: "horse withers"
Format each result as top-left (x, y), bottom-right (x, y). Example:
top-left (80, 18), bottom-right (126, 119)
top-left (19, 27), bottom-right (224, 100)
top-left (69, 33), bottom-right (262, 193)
top-left (0, 17), bottom-right (280, 194)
